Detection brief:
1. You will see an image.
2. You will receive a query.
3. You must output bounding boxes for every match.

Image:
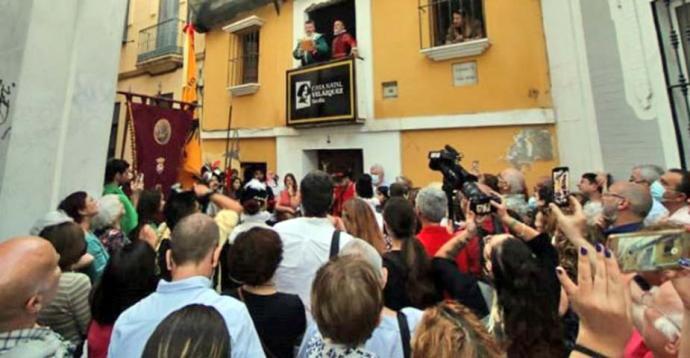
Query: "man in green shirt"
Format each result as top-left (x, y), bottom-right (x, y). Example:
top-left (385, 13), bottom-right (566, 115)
top-left (293, 20), bottom-right (330, 67)
top-left (103, 159), bottom-right (140, 235)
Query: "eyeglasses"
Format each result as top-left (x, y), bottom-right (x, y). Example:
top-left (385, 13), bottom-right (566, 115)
top-left (629, 178), bottom-right (650, 185)
top-left (602, 192), bottom-right (627, 201)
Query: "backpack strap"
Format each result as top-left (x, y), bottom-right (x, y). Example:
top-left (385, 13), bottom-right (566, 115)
top-left (397, 310), bottom-right (411, 358)
top-left (329, 230), bottom-right (341, 259)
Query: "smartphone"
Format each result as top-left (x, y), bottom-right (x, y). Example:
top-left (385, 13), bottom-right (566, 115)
top-left (552, 167), bottom-right (570, 206)
top-left (608, 229), bottom-right (690, 273)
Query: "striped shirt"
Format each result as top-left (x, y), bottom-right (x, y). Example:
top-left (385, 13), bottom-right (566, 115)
top-left (37, 272), bottom-right (91, 347)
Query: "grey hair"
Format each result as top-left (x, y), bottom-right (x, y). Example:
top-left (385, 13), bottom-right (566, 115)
top-left (618, 182), bottom-right (653, 218)
top-left (340, 239), bottom-right (383, 280)
top-left (632, 164), bottom-right (664, 183)
top-left (91, 195), bottom-right (123, 231)
top-left (415, 186), bottom-right (448, 223)
top-left (370, 164), bottom-right (384, 173)
top-left (653, 312), bottom-right (683, 341)
top-left (500, 168), bottom-right (526, 194)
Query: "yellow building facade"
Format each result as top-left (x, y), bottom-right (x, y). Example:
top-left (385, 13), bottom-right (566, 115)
top-left (197, 0), bottom-right (559, 187)
top-left (120, 0), bottom-right (560, 188)
top-left (113, 0), bottom-right (205, 162)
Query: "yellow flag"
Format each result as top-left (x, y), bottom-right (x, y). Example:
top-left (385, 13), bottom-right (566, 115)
top-left (179, 23), bottom-right (202, 189)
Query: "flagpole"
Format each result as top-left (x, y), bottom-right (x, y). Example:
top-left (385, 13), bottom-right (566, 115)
top-left (224, 105), bottom-right (233, 171)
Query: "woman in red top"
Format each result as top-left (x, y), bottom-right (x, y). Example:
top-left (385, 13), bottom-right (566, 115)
top-left (87, 241), bottom-right (158, 358)
top-left (275, 173), bottom-right (301, 221)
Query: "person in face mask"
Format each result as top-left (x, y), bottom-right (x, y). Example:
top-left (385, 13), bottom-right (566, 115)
top-left (630, 165), bottom-right (669, 226)
top-left (369, 164), bottom-right (389, 188)
top-left (658, 169), bottom-right (690, 225)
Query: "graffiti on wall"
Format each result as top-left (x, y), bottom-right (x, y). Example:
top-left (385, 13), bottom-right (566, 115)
top-left (0, 79), bottom-right (16, 140)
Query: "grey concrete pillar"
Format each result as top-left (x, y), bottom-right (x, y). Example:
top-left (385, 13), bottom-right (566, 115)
top-left (0, 0), bottom-right (127, 239)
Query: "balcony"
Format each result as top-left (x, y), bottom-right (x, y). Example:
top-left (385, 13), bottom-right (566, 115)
top-left (286, 57), bottom-right (363, 127)
top-left (418, 0), bottom-right (490, 61)
top-left (136, 19), bottom-right (184, 75)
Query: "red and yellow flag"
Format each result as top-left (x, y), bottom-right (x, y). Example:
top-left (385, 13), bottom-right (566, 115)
top-left (179, 23), bottom-right (202, 189)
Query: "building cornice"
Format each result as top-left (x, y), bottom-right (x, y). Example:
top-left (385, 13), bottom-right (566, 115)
top-left (200, 108), bottom-right (556, 140)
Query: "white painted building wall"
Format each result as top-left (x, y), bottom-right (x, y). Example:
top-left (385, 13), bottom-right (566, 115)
top-left (541, 0), bottom-right (682, 180)
top-left (0, 0), bottom-right (127, 239)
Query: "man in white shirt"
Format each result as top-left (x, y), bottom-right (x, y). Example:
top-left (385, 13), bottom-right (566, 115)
top-left (659, 169), bottom-right (690, 225)
top-left (273, 171), bottom-right (354, 311)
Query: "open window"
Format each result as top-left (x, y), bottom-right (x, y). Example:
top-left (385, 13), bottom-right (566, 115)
top-left (224, 16), bottom-right (264, 96)
top-left (306, 0), bottom-right (357, 56)
top-left (418, 0), bottom-right (489, 61)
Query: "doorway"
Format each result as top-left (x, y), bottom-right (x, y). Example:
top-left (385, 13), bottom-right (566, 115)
top-left (316, 149), bottom-right (363, 180)
top-left (307, 0), bottom-right (356, 54)
top-left (241, 162), bottom-right (267, 183)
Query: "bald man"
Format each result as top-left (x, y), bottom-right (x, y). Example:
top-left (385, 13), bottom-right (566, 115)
top-left (0, 237), bottom-right (74, 356)
top-left (601, 181), bottom-right (653, 236)
top-left (498, 168), bottom-right (529, 219)
top-left (109, 213), bottom-right (263, 358)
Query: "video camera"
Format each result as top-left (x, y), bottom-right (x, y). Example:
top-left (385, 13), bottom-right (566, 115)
top-left (428, 145), bottom-right (500, 217)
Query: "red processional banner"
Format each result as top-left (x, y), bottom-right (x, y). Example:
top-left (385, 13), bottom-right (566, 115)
top-left (129, 102), bottom-right (193, 193)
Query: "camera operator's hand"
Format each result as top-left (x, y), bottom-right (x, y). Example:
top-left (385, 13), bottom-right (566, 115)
top-left (558, 245), bottom-right (632, 358)
top-left (460, 199), bottom-right (477, 236)
top-left (490, 200), bottom-right (509, 221)
top-left (437, 202), bottom-right (476, 260)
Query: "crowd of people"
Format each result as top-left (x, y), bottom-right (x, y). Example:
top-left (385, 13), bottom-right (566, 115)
top-left (1, 157), bottom-right (690, 358)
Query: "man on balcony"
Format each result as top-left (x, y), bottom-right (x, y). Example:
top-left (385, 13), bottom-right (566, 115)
top-left (293, 20), bottom-right (329, 67)
top-left (445, 10), bottom-right (484, 45)
top-left (332, 20), bottom-right (358, 60)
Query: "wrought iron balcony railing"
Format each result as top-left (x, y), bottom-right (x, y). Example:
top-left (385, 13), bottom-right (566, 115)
top-left (137, 18), bottom-right (185, 64)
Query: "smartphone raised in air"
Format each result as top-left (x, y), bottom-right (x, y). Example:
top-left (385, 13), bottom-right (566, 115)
top-left (552, 167), bottom-right (570, 207)
top-left (608, 229), bottom-right (690, 273)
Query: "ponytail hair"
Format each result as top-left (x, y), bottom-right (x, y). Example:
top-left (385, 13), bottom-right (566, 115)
top-left (384, 198), bottom-right (438, 308)
top-left (400, 234), bottom-right (437, 307)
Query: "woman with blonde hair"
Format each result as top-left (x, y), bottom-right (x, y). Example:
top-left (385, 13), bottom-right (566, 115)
top-left (412, 300), bottom-right (502, 358)
top-left (342, 198), bottom-right (386, 253)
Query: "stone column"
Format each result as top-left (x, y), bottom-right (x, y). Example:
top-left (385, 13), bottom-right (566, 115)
top-left (0, 0), bottom-right (127, 239)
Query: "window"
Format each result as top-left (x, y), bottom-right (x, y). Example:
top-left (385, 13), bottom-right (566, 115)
top-left (239, 31), bottom-right (260, 84)
top-left (418, 0), bottom-right (488, 60)
top-left (223, 16), bottom-right (264, 96)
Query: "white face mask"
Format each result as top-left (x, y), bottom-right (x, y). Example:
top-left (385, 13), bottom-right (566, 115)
top-left (371, 174), bottom-right (380, 183)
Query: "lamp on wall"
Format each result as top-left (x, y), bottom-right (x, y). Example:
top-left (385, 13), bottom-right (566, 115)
top-left (326, 135), bottom-right (331, 144)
